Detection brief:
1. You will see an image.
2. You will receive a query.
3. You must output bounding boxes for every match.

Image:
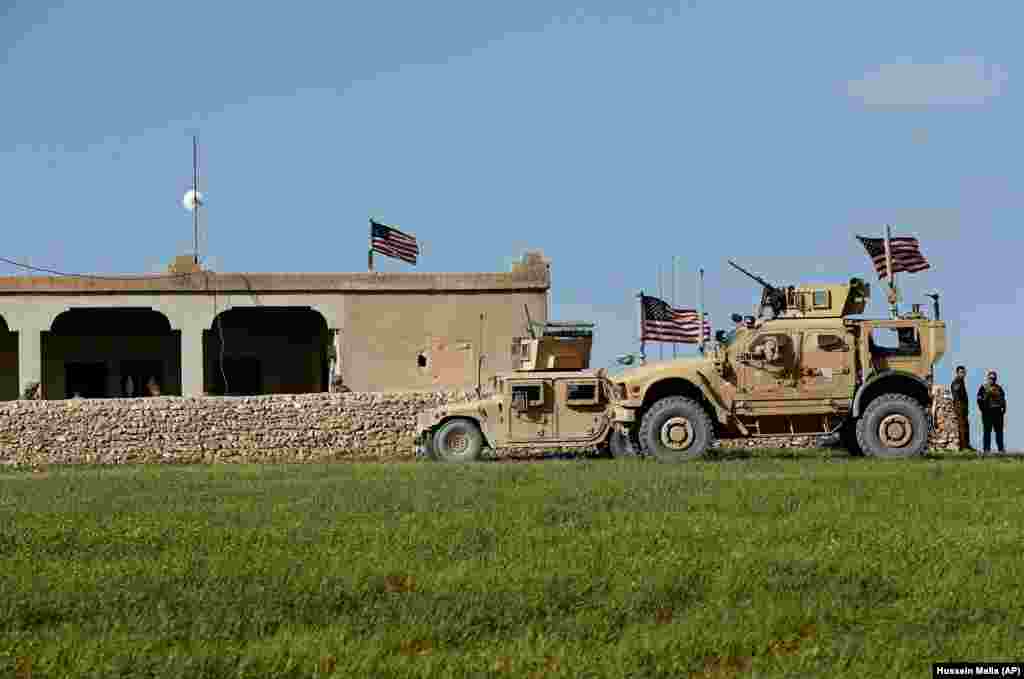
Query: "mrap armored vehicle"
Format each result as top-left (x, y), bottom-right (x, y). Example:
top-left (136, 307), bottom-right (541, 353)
top-left (606, 261), bottom-right (946, 461)
top-left (414, 316), bottom-right (634, 461)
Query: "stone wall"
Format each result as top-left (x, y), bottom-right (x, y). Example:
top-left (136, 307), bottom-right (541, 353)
top-left (0, 391), bottom-right (476, 467)
top-left (0, 389), bottom-right (961, 467)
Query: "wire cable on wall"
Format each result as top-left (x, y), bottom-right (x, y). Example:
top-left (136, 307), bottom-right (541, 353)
top-left (0, 256), bottom-right (196, 281)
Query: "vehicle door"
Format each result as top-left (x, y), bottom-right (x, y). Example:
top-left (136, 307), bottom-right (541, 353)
top-left (736, 330), bottom-right (800, 406)
top-left (507, 379), bottom-right (555, 442)
top-left (797, 329), bottom-right (857, 402)
top-left (555, 377), bottom-right (607, 442)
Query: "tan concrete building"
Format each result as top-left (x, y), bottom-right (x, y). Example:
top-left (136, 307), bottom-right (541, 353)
top-left (0, 253), bottom-right (550, 400)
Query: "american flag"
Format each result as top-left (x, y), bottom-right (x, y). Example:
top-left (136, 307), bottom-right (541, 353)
top-left (640, 294), bottom-right (711, 344)
top-left (857, 235), bottom-right (930, 279)
top-left (371, 220), bottom-right (419, 265)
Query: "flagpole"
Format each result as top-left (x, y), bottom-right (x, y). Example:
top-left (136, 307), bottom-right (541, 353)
top-left (657, 265), bottom-right (663, 360)
top-left (671, 256), bottom-right (677, 358)
top-left (884, 224), bottom-right (897, 318)
top-left (368, 219), bottom-right (374, 272)
top-left (637, 290), bottom-right (646, 365)
top-left (697, 268), bottom-right (705, 355)
top-left (192, 135), bottom-right (200, 265)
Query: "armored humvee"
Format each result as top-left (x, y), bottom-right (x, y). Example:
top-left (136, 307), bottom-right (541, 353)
top-left (607, 262), bottom-right (947, 461)
top-left (414, 319), bottom-right (633, 461)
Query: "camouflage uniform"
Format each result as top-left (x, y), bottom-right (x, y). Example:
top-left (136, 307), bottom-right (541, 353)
top-left (950, 375), bottom-right (970, 450)
top-left (977, 378), bottom-right (1007, 453)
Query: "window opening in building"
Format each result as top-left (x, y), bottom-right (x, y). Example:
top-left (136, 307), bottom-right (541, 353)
top-left (64, 362), bottom-right (108, 399)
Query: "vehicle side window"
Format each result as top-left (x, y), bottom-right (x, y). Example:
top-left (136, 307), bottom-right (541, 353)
top-left (511, 383), bottom-right (543, 406)
top-left (816, 333), bottom-right (846, 351)
top-left (869, 328), bottom-right (921, 357)
top-left (566, 381), bottom-right (598, 405)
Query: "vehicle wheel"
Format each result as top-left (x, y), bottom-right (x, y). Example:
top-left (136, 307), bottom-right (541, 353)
top-left (855, 394), bottom-right (929, 458)
top-left (840, 420), bottom-right (863, 456)
top-left (608, 428), bottom-right (639, 459)
top-left (431, 418), bottom-right (485, 462)
top-left (638, 396), bottom-right (713, 463)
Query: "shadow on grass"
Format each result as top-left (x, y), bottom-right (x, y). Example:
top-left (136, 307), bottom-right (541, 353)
top-left (487, 451), bottom-right (590, 463)
top-left (484, 447), bottom-right (1024, 464)
top-left (707, 447), bottom-right (853, 461)
top-left (483, 447), bottom-right (856, 464)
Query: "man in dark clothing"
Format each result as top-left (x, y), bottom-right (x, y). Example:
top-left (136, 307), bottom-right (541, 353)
top-left (977, 370), bottom-right (1007, 454)
top-left (950, 365), bottom-right (972, 451)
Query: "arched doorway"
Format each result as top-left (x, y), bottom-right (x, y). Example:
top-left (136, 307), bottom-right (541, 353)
top-left (203, 307), bottom-right (331, 395)
top-left (43, 308), bottom-right (180, 398)
top-left (0, 314), bottom-right (15, 400)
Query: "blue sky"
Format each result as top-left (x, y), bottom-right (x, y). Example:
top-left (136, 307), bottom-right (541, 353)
top-left (2, 1), bottom-right (1019, 446)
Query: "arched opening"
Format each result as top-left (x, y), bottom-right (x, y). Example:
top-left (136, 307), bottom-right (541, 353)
top-left (43, 308), bottom-right (180, 399)
top-left (203, 307), bottom-right (331, 395)
top-left (0, 314), bottom-right (16, 400)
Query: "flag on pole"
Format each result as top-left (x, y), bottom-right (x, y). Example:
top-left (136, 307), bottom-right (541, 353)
top-left (371, 220), bottom-right (419, 265)
top-left (640, 294), bottom-right (711, 344)
top-left (856, 235), bottom-right (930, 279)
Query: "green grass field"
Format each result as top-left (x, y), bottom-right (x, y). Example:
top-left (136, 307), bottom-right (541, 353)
top-left (2, 451), bottom-right (1023, 678)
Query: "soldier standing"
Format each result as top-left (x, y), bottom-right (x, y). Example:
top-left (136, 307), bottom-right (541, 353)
top-left (949, 365), bottom-right (972, 451)
top-left (976, 370), bottom-right (1007, 454)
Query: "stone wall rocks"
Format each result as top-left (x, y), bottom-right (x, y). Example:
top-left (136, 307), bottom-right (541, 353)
top-left (0, 389), bottom-right (961, 467)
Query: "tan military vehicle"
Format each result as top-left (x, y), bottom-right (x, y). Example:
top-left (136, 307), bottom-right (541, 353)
top-left (414, 318), bottom-right (634, 461)
top-left (607, 261), bottom-right (947, 461)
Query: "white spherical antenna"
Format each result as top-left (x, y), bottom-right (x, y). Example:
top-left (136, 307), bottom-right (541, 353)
top-left (183, 189), bottom-right (204, 211)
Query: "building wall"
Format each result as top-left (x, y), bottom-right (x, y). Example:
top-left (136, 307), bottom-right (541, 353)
top-left (341, 291), bottom-right (548, 392)
top-left (0, 257), bottom-right (551, 398)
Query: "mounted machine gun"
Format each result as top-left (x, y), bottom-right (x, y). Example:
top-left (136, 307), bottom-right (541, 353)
top-left (727, 260), bottom-right (790, 318)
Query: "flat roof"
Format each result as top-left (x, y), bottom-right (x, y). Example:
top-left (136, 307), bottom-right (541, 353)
top-left (0, 269), bottom-right (551, 295)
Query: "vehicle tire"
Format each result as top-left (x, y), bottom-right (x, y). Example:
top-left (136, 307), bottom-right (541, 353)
top-left (638, 396), bottom-right (713, 463)
top-left (840, 419), bottom-right (864, 456)
top-left (855, 394), bottom-right (929, 458)
top-left (608, 428), bottom-right (639, 459)
top-left (431, 418), bottom-right (485, 462)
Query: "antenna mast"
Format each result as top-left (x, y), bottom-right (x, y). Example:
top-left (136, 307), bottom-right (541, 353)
top-left (193, 135), bottom-right (200, 265)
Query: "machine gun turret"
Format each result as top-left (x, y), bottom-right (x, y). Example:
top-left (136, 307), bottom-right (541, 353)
top-left (728, 260), bottom-right (789, 317)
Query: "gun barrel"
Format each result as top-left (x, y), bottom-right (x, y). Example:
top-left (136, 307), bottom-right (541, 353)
top-left (728, 260), bottom-right (774, 289)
